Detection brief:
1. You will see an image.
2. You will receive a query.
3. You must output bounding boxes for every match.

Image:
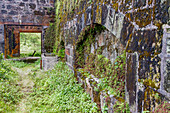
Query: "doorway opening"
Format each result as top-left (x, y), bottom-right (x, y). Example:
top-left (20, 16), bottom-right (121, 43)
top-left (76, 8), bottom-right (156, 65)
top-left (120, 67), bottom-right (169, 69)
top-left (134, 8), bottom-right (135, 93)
top-left (20, 33), bottom-right (41, 57)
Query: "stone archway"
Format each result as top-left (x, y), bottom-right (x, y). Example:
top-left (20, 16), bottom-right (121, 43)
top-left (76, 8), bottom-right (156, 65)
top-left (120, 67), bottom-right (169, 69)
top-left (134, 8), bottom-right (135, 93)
top-left (75, 24), bottom-right (125, 68)
top-left (72, 23), bottom-right (126, 110)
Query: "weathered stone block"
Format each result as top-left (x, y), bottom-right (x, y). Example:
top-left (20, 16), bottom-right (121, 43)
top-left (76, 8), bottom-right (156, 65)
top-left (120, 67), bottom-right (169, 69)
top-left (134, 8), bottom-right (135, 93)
top-left (85, 7), bottom-right (91, 25)
top-left (1, 4), bottom-right (5, 8)
top-left (102, 47), bottom-right (108, 59)
top-left (0, 0), bottom-right (54, 25)
top-left (99, 34), bottom-right (105, 46)
top-left (29, 3), bottom-right (36, 9)
top-left (154, 1), bottom-right (169, 24)
top-left (7, 5), bottom-right (13, 9)
top-left (70, 48), bottom-right (73, 57)
top-left (9, 10), bottom-right (18, 15)
top-left (34, 10), bottom-right (45, 16)
top-left (104, 7), bottom-right (115, 34)
top-left (42, 54), bottom-right (58, 71)
top-left (69, 56), bottom-right (73, 66)
top-left (91, 44), bottom-right (94, 54)
top-left (1, 10), bottom-right (7, 14)
top-left (19, 2), bottom-right (25, 6)
top-left (126, 52), bottom-right (137, 113)
top-left (101, 4), bottom-right (108, 25)
top-left (134, 9), bottom-right (152, 27)
top-left (65, 48), bottom-right (70, 56)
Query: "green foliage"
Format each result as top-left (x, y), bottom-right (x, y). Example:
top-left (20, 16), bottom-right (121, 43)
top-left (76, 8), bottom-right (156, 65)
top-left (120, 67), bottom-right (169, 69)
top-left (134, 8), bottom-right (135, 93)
top-left (0, 53), bottom-right (3, 62)
top-left (84, 51), bottom-right (126, 98)
top-left (20, 33), bottom-right (41, 46)
top-left (20, 51), bottom-right (41, 57)
top-left (112, 101), bottom-right (130, 113)
top-left (20, 33), bottom-right (41, 57)
top-left (34, 52), bottom-right (41, 57)
top-left (78, 51), bottom-right (127, 112)
top-left (44, 23), bottom-right (56, 53)
top-left (9, 61), bottom-right (30, 68)
top-left (57, 48), bottom-right (65, 58)
top-left (101, 103), bottom-right (109, 113)
top-left (0, 59), bottom-right (98, 112)
top-left (7, 55), bottom-right (13, 59)
top-left (76, 24), bottom-right (106, 68)
top-left (0, 60), bottom-right (22, 112)
top-left (25, 62), bottom-right (98, 112)
top-left (9, 58), bottom-right (41, 68)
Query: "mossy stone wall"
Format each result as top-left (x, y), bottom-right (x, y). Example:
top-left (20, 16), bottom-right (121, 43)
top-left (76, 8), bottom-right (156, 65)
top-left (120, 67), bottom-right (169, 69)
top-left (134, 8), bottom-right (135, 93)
top-left (59, 0), bottom-right (169, 112)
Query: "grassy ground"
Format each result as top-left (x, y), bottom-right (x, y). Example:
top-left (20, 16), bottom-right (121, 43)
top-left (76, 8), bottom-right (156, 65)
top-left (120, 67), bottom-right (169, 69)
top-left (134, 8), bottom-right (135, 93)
top-left (0, 59), bottom-right (98, 113)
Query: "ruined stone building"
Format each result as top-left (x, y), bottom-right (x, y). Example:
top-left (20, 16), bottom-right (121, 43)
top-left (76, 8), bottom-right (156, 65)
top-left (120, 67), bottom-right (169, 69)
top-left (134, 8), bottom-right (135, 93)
top-left (0, 0), bottom-right (169, 112)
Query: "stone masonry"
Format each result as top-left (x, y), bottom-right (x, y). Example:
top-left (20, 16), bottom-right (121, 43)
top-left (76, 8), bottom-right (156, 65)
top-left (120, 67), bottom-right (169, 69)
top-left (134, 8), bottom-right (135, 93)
top-left (0, 0), bottom-right (55, 55)
top-left (59, 0), bottom-right (169, 112)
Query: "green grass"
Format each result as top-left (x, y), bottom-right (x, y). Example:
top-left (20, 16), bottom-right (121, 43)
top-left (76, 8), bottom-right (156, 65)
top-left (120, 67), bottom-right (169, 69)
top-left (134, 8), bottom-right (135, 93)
top-left (26, 61), bottom-right (98, 112)
top-left (20, 52), bottom-right (41, 57)
top-left (0, 54), bottom-right (98, 112)
top-left (0, 59), bottom-right (23, 112)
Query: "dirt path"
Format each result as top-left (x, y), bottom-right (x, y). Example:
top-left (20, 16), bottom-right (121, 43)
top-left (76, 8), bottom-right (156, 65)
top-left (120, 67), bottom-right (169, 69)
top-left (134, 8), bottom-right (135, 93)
top-left (13, 66), bottom-right (35, 113)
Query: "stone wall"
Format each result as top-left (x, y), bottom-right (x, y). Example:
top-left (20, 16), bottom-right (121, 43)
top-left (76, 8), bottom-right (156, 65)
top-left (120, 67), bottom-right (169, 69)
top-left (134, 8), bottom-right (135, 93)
top-left (59, 0), bottom-right (169, 112)
top-left (0, 0), bottom-right (55, 24)
top-left (161, 25), bottom-right (170, 93)
top-left (0, 0), bottom-right (55, 55)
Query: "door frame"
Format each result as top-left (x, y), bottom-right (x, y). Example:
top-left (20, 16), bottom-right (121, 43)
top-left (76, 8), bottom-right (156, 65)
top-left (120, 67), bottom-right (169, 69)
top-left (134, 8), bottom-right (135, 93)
top-left (4, 24), bottom-right (43, 58)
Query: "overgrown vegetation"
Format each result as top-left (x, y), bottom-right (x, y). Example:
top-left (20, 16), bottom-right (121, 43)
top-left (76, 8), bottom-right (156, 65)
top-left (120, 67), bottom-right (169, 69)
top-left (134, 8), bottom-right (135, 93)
top-left (76, 25), bottom-right (126, 98)
top-left (44, 23), bottom-right (57, 53)
top-left (79, 51), bottom-right (126, 97)
top-left (76, 24), bottom-right (106, 68)
top-left (0, 54), bottom-right (22, 112)
top-left (74, 24), bottom-right (128, 112)
top-left (0, 55), bottom-right (98, 112)
top-left (112, 101), bottom-right (130, 113)
top-left (24, 61), bottom-right (98, 112)
top-left (54, 0), bottom-right (90, 54)
top-left (44, 22), bottom-right (65, 59)
top-left (153, 101), bottom-right (170, 113)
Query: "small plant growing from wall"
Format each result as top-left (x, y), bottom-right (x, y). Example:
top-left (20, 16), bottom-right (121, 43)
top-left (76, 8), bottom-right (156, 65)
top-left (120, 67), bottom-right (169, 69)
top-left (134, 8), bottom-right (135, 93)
top-left (57, 40), bottom-right (65, 60)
